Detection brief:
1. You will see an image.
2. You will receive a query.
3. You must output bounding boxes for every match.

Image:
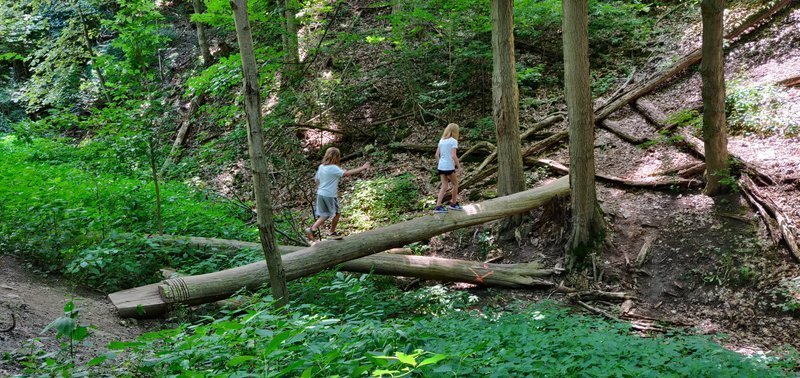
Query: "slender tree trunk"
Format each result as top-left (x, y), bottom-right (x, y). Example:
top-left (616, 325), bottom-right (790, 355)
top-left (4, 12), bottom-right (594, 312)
top-left (11, 59), bottom-right (28, 82)
top-left (230, 0), bottom-right (289, 307)
top-left (562, 0), bottom-right (603, 268)
top-left (75, 1), bottom-right (110, 104)
top-left (491, 0), bottom-right (525, 228)
top-left (192, 0), bottom-right (213, 67)
top-left (148, 140), bottom-right (164, 235)
top-left (700, 0), bottom-right (729, 195)
top-left (283, 0), bottom-right (300, 78)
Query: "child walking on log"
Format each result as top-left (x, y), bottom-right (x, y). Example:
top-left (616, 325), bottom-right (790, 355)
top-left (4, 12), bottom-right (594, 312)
top-left (434, 123), bottom-right (463, 213)
top-left (305, 147), bottom-right (369, 240)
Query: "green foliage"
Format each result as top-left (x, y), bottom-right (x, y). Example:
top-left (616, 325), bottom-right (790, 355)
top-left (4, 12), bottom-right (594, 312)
top-left (726, 79), bottom-right (799, 137)
top-left (666, 109), bottom-right (703, 130)
top-left (0, 136), bottom-right (261, 289)
top-left (771, 278), bottom-right (800, 313)
top-left (343, 174), bottom-right (420, 231)
top-left (13, 273), bottom-right (798, 376)
top-left (695, 237), bottom-right (767, 287)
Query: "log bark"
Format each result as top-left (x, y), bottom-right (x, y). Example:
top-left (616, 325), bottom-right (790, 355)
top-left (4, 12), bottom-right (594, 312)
top-left (778, 75), bottom-right (800, 87)
top-left (632, 98), bottom-right (669, 127)
top-left (109, 176), bottom-right (570, 317)
top-left (531, 159), bottom-right (703, 190)
top-left (599, 119), bottom-right (649, 145)
top-left (231, 0), bottom-right (289, 306)
top-left (740, 175), bottom-right (800, 261)
top-left (594, 0), bottom-right (793, 122)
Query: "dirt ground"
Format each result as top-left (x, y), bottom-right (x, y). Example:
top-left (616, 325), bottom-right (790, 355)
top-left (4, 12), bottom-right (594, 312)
top-left (0, 255), bottom-right (151, 376)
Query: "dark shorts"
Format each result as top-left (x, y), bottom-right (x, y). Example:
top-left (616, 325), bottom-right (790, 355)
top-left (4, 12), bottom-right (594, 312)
top-left (437, 169), bottom-right (456, 176)
top-left (315, 195), bottom-right (340, 218)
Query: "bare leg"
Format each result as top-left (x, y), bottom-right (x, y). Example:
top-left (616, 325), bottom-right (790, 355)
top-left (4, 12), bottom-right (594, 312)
top-left (448, 173), bottom-right (459, 204)
top-left (436, 175), bottom-right (449, 206)
top-left (307, 216), bottom-right (328, 239)
top-left (329, 213), bottom-right (340, 233)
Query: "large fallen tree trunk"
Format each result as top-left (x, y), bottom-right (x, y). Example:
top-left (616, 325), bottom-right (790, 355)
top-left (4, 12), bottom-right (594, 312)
top-left (109, 176), bottom-right (570, 317)
top-left (143, 235), bottom-right (557, 287)
top-left (594, 0), bottom-right (793, 122)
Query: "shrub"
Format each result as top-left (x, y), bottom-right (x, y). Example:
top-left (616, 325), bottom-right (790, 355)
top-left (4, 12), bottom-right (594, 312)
top-left (342, 174), bottom-right (420, 230)
top-left (726, 80), bottom-right (799, 137)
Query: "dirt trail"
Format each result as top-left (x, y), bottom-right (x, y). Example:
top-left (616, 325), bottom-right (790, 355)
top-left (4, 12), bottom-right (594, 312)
top-left (0, 254), bottom-right (150, 375)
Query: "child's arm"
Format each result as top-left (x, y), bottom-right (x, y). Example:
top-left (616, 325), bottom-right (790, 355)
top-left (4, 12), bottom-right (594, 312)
top-left (435, 146), bottom-right (440, 161)
top-left (344, 162), bottom-right (370, 176)
top-left (451, 149), bottom-right (461, 170)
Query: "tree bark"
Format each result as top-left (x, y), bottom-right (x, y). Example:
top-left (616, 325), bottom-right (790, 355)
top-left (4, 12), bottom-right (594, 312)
top-left (108, 176), bottom-right (570, 317)
top-left (192, 0), bottom-right (213, 66)
top-left (283, 0), bottom-right (301, 78)
top-left (700, 0), bottom-right (729, 196)
top-left (491, 0), bottom-right (525, 200)
top-left (562, 0), bottom-right (603, 267)
top-left (231, 0), bottom-right (289, 307)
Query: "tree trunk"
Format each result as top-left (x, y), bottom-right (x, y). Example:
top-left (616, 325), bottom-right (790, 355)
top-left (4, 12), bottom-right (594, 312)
top-left (75, 0), bottom-right (110, 104)
top-left (230, 0), bottom-right (289, 307)
top-left (700, 0), bottom-right (729, 196)
top-left (562, 0), bottom-right (603, 268)
top-left (11, 59), bottom-right (28, 82)
top-left (192, 0), bottom-right (213, 66)
top-left (283, 0), bottom-right (300, 78)
top-left (491, 0), bottom-right (525, 199)
top-left (108, 176), bottom-right (570, 317)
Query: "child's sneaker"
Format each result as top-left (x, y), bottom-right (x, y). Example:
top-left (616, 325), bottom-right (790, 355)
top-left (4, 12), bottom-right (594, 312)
top-left (448, 202), bottom-right (464, 211)
top-left (304, 227), bottom-right (316, 240)
top-left (328, 231), bottom-right (344, 240)
top-left (433, 205), bottom-right (448, 213)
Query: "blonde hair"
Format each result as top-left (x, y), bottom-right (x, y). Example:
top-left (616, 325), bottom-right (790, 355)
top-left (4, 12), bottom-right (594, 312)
top-left (322, 147), bottom-right (341, 165)
top-left (441, 123), bottom-right (460, 140)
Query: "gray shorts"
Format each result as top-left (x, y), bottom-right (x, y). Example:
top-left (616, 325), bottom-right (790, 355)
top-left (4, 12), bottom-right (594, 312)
top-left (315, 195), bottom-right (340, 218)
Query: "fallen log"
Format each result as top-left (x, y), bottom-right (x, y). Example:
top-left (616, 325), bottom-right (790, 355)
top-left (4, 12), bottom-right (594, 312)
top-left (778, 75), bottom-right (800, 87)
top-left (520, 113), bottom-right (566, 140)
top-left (651, 162), bottom-right (706, 178)
top-left (530, 158), bottom-right (702, 190)
top-left (150, 236), bottom-right (555, 290)
top-left (460, 132), bottom-right (568, 191)
top-left (594, 0), bottom-right (793, 122)
top-left (599, 119), bottom-right (649, 145)
top-left (740, 175), bottom-right (800, 261)
top-left (632, 98), bottom-right (669, 128)
top-left (109, 176), bottom-right (570, 317)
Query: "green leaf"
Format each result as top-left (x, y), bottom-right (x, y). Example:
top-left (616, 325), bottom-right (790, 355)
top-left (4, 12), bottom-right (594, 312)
top-left (395, 352), bottom-right (416, 366)
top-left (87, 355), bottom-right (108, 366)
top-left (226, 355), bottom-right (256, 367)
top-left (418, 354), bottom-right (447, 367)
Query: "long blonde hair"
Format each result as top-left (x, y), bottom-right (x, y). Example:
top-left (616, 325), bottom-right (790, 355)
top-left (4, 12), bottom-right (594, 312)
top-left (441, 123), bottom-right (460, 140)
top-left (321, 147), bottom-right (341, 165)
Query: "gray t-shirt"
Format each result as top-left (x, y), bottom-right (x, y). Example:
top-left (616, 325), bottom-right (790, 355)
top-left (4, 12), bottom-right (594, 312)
top-left (315, 164), bottom-right (345, 197)
top-left (437, 137), bottom-right (458, 170)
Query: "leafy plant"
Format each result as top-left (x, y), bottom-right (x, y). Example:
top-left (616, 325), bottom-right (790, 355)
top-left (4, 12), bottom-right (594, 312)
top-left (343, 174), bottom-right (420, 230)
top-left (726, 79), bottom-right (799, 137)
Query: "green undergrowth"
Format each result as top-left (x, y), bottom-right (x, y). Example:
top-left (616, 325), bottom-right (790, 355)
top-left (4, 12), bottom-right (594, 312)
top-left (0, 136), bottom-right (291, 291)
top-left (342, 173), bottom-right (420, 231)
top-left (8, 272), bottom-right (797, 377)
